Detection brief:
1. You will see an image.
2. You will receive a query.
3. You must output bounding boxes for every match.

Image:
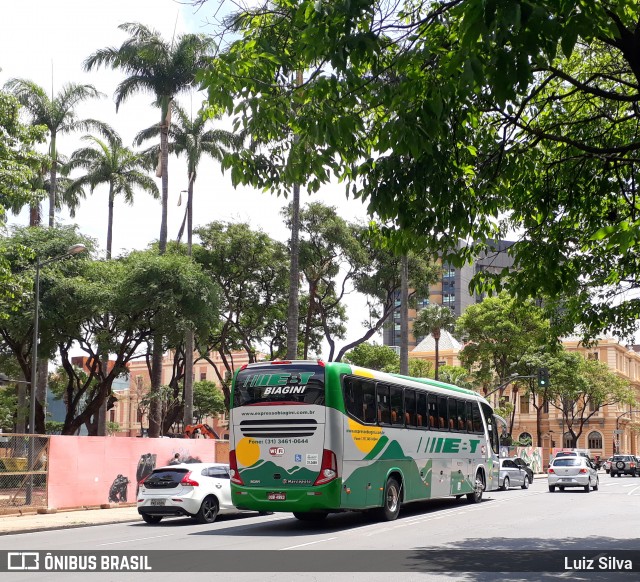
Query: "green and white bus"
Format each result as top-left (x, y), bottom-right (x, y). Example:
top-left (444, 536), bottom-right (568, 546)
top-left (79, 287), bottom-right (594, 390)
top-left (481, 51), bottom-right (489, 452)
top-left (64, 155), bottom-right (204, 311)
top-left (229, 360), bottom-right (500, 521)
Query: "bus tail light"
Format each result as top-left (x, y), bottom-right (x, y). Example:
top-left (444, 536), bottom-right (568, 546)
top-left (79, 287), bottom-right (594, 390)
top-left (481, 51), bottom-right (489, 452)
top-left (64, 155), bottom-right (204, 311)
top-left (229, 450), bottom-right (244, 485)
top-left (313, 449), bottom-right (338, 486)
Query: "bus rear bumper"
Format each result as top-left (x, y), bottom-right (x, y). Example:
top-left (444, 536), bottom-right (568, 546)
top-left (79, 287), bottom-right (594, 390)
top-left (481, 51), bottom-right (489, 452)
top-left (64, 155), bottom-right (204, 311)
top-left (231, 480), bottom-right (342, 512)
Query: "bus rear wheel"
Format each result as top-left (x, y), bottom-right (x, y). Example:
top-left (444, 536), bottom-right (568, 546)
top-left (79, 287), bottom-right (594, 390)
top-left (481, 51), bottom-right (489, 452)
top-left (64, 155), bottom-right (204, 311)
top-left (293, 511), bottom-right (328, 522)
top-left (466, 472), bottom-right (484, 504)
top-left (376, 477), bottom-right (401, 521)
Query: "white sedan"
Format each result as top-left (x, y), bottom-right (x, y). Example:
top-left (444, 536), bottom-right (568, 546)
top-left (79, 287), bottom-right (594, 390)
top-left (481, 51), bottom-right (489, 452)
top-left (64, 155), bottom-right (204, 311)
top-left (548, 456), bottom-right (599, 493)
top-left (137, 462), bottom-right (242, 524)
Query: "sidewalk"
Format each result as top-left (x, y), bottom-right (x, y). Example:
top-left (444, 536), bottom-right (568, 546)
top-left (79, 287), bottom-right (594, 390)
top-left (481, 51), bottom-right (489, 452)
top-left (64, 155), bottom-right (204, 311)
top-left (0, 505), bottom-right (140, 535)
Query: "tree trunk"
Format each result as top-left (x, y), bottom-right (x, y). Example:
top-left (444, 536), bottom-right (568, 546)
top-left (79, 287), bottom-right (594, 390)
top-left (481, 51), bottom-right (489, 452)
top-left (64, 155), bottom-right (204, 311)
top-left (16, 382), bottom-right (27, 433)
top-left (35, 358), bottom-right (48, 434)
top-left (286, 181), bottom-right (301, 360)
top-left (400, 254), bottom-right (409, 375)
top-left (48, 135), bottom-right (57, 227)
top-left (29, 203), bottom-right (41, 227)
top-left (183, 176), bottom-right (195, 428)
top-left (149, 339), bottom-right (163, 438)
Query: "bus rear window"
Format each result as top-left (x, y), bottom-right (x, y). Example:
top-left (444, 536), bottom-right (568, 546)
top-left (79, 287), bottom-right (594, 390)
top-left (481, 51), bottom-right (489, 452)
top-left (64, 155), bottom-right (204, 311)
top-left (233, 364), bottom-right (325, 407)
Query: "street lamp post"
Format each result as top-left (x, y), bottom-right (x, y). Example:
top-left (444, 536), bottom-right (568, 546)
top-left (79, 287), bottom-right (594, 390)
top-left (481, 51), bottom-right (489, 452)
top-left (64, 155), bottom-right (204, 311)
top-left (485, 374), bottom-right (536, 399)
top-left (28, 244), bottom-right (87, 436)
top-left (26, 244), bottom-right (86, 505)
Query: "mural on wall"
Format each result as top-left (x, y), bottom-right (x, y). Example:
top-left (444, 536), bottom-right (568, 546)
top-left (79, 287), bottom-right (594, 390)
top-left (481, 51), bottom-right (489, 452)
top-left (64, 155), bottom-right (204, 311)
top-left (516, 446), bottom-right (543, 474)
top-left (108, 474), bottom-right (131, 502)
top-left (47, 436), bottom-right (222, 509)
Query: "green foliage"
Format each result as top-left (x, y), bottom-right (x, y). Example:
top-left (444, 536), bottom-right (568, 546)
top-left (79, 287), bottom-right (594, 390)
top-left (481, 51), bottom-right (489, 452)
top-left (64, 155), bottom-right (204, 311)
top-left (201, 0), bottom-right (640, 340)
top-left (193, 380), bottom-right (226, 421)
top-left (343, 342), bottom-right (399, 372)
top-left (106, 421), bottom-right (120, 435)
top-left (45, 421), bottom-right (64, 435)
top-left (0, 385), bottom-right (17, 432)
top-left (413, 304), bottom-right (456, 340)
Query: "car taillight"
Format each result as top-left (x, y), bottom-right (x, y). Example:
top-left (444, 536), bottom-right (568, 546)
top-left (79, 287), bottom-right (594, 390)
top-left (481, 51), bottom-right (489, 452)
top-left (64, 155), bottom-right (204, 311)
top-left (180, 471), bottom-right (199, 487)
top-left (548, 468), bottom-right (555, 474)
top-left (229, 450), bottom-right (244, 485)
top-left (631, 463), bottom-right (636, 468)
top-left (579, 468), bottom-right (588, 474)
top-left (313, 449), bottom-right (338, 486)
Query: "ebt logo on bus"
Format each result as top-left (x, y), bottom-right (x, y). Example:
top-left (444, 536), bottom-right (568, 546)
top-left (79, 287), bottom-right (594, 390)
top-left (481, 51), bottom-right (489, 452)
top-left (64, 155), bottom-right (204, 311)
top-left (241, 372), bottom-right (315, 395)
top-left (269, 447), bottom-right (285, 456)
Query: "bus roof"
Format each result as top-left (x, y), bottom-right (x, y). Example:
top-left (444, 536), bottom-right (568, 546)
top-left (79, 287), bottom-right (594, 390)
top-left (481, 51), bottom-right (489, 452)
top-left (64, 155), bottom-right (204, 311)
top-left (237, 360), bottom-right (490, 406)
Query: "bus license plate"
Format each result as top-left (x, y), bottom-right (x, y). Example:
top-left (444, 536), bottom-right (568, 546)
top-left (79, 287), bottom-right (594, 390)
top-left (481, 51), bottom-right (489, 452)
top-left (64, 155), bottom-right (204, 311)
top-left (267, 492), bottom-right (286, 501)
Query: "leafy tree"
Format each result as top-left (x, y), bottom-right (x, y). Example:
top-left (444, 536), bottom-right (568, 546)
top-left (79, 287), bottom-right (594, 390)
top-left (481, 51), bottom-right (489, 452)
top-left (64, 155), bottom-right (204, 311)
top-left (3, 79), bottom-right (102, 226)
top-left (194, 221), bottom-right (291, 404)
top-left (437, 365), bottom-right (474, 390)
top-left (135, 105), bottom-right (241, 425)
top-left (193, 380), bottom-right (226, 422)
top-left (66, 127), bottom-right (159, 259)
top-left (199, 0), bottom-right (640, 341)
top-left (85, 22), bottom-right (216, 438)
top-left (549, 352), bottom-right (637, 448)
top-left (456, 294), bottom-right (550, 393)
top-left (412, 304), bottom-right (457, 381)
top-left (343, 342), bottom-right (399, 372)
top-left (0, 91), bottom-right (47, 227)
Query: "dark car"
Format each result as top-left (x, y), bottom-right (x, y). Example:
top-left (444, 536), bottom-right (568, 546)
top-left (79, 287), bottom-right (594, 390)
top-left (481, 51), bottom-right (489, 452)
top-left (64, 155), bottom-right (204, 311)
top-left (512, 457), bottom-right (534, 482)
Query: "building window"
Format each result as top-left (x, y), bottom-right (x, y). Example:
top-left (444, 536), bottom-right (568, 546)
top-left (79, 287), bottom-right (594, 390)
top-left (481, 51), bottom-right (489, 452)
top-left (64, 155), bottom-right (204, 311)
top-left (587, 431), bottom-right (602, 449)
top-left (542, 398), bottom-right (549, 413)
top-left (200, 372), bottom-right (207, 381)
top-left (519, 394), bottom-right (530, 414)
top-left (588, 351), bottom-right (598, 360)
top-left (109, 410), bottom-right (115, 423)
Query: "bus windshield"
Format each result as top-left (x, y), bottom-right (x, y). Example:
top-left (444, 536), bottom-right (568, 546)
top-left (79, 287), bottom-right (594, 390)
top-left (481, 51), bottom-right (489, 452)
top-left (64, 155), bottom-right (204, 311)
top-left (233, 363), bottom-right (325, 407)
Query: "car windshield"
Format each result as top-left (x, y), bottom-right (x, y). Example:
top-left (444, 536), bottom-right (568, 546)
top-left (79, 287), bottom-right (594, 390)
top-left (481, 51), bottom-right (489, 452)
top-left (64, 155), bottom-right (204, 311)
top-left (552, 458), bottom-right (582, 467)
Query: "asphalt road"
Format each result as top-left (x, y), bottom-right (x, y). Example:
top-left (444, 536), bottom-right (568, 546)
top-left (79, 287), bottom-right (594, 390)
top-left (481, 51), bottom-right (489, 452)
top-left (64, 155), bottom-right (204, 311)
top-left (2, 473), bottom-right (640, 582)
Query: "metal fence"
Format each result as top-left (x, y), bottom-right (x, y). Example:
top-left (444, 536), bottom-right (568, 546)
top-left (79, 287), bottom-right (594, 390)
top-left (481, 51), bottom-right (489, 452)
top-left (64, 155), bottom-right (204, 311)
top-left (0, 434), bottom-right (49, 510)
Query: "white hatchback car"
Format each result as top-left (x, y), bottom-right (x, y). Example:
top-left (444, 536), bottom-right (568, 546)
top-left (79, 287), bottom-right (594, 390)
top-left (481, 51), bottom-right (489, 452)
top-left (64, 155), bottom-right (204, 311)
top-left (548, 456), bottom-right (599, 493)
top-left (137, 462), bottom-right (241, 524)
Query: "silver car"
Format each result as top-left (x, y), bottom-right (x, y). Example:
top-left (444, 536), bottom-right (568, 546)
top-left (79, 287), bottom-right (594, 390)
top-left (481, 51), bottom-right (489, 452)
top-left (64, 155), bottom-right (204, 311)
top-left (548, 456), bottom-right (599, 492)
top-left (499, 458), bottom-right (531, 490)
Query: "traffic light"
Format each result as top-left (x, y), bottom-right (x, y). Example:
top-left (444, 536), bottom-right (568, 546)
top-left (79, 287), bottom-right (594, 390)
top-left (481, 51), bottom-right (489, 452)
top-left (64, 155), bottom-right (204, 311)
top-left (537, 367), bottom-right (550, 388)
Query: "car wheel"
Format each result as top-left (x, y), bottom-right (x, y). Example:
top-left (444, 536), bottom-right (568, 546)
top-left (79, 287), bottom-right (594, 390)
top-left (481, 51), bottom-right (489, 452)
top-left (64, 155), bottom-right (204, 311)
top-left (196, 495), bottom-right (219, 524)
top-left (593, 477), bottom-right (599, 491)
top-left (584, 480), bottom-right (590, 493)
top-left (500, 476), bottom-right (510, 491)
top-left (141, 514), bottom-right (163, 524)
top-left (610, 471), bottom-right (616, 477)
top-left (375, 477), bottom-right (401, 521)
top-left (521, 476), bottom-right (530, 490)
top-left (293, 511), bottom-right (328, 522)
top-left (548, 485), bottom-right (555, 492)
top-left (466, 471), bottom-right (484, 504)
top-left (616, 460), bottom-right (626, 470)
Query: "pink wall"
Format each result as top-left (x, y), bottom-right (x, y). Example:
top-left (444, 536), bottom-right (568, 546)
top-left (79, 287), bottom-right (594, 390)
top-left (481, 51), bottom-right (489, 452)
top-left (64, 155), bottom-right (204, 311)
top-left (47, 436), bottom-right (223, 509)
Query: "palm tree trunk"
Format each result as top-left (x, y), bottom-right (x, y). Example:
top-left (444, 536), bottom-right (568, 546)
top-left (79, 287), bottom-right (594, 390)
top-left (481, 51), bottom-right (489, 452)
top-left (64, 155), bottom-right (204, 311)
top-left (286, 181), bottom-right (301, 360)
top-left (29, 203), bottom-right (41, 227)
top-left (48, 135), bottom-right (57, 227)
top-left (400, 254), bottom-right (409, 375)
top-left (150, 103), bottom-right (171, 437)
top-left (183, 178), bottom-right (194, 428)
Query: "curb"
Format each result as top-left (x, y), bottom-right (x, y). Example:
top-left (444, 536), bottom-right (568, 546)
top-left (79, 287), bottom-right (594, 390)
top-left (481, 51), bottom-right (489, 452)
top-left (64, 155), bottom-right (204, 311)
top-left (0, 517), bottom-right (141, 536)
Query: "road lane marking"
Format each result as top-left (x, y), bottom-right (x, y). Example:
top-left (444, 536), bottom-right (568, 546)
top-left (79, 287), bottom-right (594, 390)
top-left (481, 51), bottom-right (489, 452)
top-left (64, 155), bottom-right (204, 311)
top-left (627, 485), bottom-right (640, 496)
top-left (98, 534), bottom-right (174, 546)
top-left (622, 483), bottom-right (638, 487)
top-left (281, 537), bottom-right (337, 550)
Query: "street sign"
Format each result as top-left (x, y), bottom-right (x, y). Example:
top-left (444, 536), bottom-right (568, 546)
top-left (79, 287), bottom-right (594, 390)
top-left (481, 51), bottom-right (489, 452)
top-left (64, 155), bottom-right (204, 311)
top-left (613, 429), bottom-right (624, 434)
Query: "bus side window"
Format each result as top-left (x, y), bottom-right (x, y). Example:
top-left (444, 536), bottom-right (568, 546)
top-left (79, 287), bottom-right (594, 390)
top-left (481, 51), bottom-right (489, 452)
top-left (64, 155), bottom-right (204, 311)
top-left (448, 398), bottom-right (457, 431)
top-left (428, 393), bottom-right (438, 429)
top-left (437, 396), bottom-right (448, 429)
top-left (404, 389), bottom-right (417, 426)
top-left (465, 401), bottom-right (473, 432)
top-left (363, 393), bottom-right (376, 424)
top-left (343, 377), bottom-right (375, 424)
top-left (377, 384), bottom-right (391, 424)
top-left (390, 385), bottom-right (404, 426)
top-left (472, 402), bottom-right (483, 433)
top-left (417, 392), bottom-right (428, 428)
top-left (457, 399), bottom-right (466, 431)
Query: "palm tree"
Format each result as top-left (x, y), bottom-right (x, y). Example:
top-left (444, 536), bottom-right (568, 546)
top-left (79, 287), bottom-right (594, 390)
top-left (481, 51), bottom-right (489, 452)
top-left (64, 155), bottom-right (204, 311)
top-left (134, 104), bottom-right (241, 427)
top-left (85, 23), bottom-right (215, 437)
top-left (413, 303), bottom-right (457, 381)
top-left (3, 79), bottom-right (103, 226)
top-left (66, 128), bottom-right (159, 259)
top-left (84, 22), bottom-right (216, 255)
